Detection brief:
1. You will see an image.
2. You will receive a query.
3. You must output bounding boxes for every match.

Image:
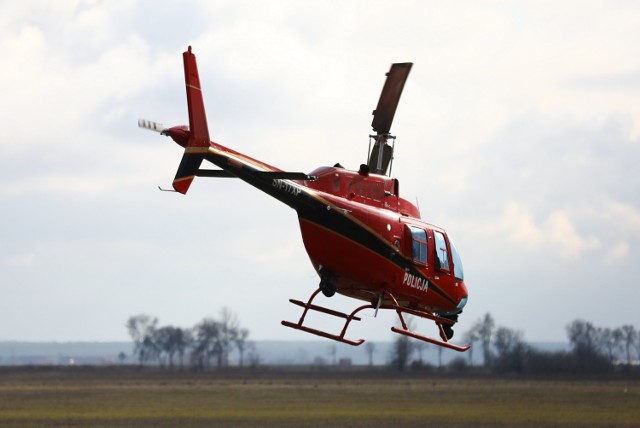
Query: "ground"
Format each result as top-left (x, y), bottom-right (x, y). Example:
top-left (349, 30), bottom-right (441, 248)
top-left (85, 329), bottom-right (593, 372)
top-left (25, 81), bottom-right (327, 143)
top-left (0, 367), bottom-right (638, 427)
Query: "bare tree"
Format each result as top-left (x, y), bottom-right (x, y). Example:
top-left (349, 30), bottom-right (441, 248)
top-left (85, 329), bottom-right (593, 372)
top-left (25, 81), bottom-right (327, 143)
top-left (192, 318), bottom-right (220, 370)
top-left (190, 308), bottom-right (245, 369)
top-left (634, 331), bottom-right (640, 364)
top-left (597, 327), bottom-right (622, 364)
top-left (389, 317), bottom-right (416, 371)
top-left (247, 344), bottom-right (261, 368)
top-left (492, 326), bottom-right (529, 373)
top-left (153, 326), bottom-right (190, 369)
top-left (126, 314), bottom-right (158, 367)
top-left (153, 326), bottom-right (174, 368)
top-left (175, 328), bottom-right (192, 369)
top-left (235, 328), bottom-right (250, 367)
top-left (328, 344), bottom-right (337, 366)
top-left (476, 313), bottom-right (495, 367)
top-left (364, 342), bottom-right (376, 367)
top-left (217, 307), bottom-right (239, 367)
top-left (567, 319), bottom-right (598, 355)
top-left (414, 341), bottom-right (428, 365)
top-left (620, 325), bottom-right (637, 365)
top-left (125, 309), bottom-right (250, 370)
top-left (566, 319), bottom-right (610, 371)
top-left (462, 325), bottom-right (480, 367)
top-left (389, 334), bottom-right (414, 371)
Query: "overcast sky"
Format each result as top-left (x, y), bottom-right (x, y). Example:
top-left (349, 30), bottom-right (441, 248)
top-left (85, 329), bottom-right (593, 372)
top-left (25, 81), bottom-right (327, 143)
top-left (1, 1), bottom-right (639, 345)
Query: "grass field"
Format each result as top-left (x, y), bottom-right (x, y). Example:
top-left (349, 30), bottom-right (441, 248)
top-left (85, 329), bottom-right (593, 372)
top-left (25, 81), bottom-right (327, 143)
top-left (0, 367), bottom-right (638, 427)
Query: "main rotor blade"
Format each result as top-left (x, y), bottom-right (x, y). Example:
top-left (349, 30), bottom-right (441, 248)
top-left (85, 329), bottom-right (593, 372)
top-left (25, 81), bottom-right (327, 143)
top-left (371, 62), bottom-right (412, 135)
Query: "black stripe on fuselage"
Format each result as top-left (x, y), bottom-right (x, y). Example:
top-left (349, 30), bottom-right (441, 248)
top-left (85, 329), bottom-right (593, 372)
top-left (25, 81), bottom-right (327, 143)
top-left (295, 203), bottom-right (457, 307)
top-left (202, 150), bottom-right (456, 307)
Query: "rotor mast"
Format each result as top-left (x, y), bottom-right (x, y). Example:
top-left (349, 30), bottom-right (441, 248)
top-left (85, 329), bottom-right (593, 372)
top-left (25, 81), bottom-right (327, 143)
top-left (367, 62), bottom-right (412, 176)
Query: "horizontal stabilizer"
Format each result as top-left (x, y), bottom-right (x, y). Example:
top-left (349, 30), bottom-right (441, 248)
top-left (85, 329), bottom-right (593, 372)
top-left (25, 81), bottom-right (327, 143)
top-left (256, 172), bottom-right (316, 181)
top-left (196, 169), bottom-right (236, 178)
top-left (195, 169), bottom-right (317, 181)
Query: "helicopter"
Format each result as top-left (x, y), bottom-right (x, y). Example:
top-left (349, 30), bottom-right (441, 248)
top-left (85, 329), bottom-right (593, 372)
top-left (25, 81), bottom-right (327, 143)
top-left (139, 46), bottom-right (470, 352)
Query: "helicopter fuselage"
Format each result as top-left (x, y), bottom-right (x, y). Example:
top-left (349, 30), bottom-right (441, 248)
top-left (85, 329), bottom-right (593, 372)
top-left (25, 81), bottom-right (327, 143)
top-left (144, 46), bottom-right (470, 350)
top-left (167, 127), bottom-right (468, 317)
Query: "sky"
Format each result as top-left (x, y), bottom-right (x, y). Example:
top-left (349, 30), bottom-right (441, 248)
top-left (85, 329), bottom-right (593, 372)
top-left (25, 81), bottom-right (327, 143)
top-left (1, 0), bottom-right (639, 345)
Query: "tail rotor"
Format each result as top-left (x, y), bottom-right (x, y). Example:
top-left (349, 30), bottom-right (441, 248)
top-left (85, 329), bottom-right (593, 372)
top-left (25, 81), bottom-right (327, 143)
top-left (137, 46), bottom-right (210, 195)
top-left (138, 119), bottom-right (168, 135)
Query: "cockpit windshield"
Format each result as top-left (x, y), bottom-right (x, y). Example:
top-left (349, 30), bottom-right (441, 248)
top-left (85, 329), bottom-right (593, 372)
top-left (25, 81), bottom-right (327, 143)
top-left (449, 237), bottom-right (464, 281)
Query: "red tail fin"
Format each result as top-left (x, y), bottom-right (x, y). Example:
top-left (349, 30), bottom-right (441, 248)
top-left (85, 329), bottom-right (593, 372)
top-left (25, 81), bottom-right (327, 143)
top-left (183, 46), bottom-right (210, 147)
top-left (172, 46), bottom-right (210, 194)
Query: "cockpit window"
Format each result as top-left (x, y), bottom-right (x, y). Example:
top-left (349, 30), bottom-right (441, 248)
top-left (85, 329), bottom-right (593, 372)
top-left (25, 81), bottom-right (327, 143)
top-left (450, 238), bottom-right (464, 281)
top-left (433, 231), bottom-right (450, 271)
top-left (409, 226), bottom-right (427, 265)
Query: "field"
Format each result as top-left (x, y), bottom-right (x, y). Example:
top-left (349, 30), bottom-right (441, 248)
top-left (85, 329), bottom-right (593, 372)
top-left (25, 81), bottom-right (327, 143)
top-left (0, 367), bottom-right (638, 427)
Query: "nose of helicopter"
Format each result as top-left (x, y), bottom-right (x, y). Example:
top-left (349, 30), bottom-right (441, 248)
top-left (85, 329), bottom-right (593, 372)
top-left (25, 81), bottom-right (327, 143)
top-left (455, 281), bottom-right (468, 311)
top-left (457, 295), bottom-right (468, 311)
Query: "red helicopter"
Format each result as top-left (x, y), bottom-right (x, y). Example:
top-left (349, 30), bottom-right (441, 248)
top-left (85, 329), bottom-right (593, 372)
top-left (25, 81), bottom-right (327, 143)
top-left (139, 46), bottom-right (470, 352)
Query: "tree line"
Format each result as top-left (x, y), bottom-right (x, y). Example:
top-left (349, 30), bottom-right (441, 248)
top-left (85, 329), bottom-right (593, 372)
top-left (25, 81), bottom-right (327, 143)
top-left (126, 307), bottom-right (254, 370)
top-left (390, 314), bottom-right (640, 375)
top-left (126, 307), bottom-right (638, 374)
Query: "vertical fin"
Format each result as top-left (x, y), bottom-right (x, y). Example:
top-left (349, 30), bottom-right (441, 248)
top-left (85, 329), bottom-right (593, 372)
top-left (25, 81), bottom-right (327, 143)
top-left (172, 46), bottom-right (210, 194)
top-left (183, 46), bottom-right (210, 146)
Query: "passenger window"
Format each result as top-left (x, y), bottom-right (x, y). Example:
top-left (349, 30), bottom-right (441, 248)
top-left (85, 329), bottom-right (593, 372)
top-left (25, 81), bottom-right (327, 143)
top-left (409, 226), bottom-right (427, 265)
top-left (433, 231), bottom-right (450, 271)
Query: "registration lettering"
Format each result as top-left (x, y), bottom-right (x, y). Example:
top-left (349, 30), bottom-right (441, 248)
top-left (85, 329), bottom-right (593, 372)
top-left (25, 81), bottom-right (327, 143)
top-left (272, 179), bottom-right (302, 197)
top-left (403, 272), bottom-right (429, 293)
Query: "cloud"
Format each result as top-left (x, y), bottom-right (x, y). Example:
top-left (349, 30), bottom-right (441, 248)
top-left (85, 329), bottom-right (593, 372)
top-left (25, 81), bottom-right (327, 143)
top-left (0, 3), bottom-right (178, 158)
top-left (604, 241), bottom-right (630, 266)
top-left (607, 200), bottom-right (640, 234)
top-left (494, 203), bottom-right (600, 261)
top-left (1, 1), bottom-right (640, 342)
top-left (3, 253), bottom-right (35, 268)
top-left (595, 200), bottom-right (640, 266)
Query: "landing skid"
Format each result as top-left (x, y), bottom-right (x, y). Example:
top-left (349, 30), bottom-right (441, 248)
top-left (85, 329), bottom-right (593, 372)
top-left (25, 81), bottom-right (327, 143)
top-left (281, 289), bottom-right (368, 346)
top-left (281, 288), bottom-right (470, 351)
top-left (391, 327), bottom-right (470, 352)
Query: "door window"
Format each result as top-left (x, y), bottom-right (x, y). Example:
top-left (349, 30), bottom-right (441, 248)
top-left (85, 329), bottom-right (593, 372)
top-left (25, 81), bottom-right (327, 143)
top-left (409, 226), bottom-right (427, 265)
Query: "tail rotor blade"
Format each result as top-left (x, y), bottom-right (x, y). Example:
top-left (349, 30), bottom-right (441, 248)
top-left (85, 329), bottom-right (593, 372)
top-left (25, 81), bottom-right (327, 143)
top-left (371, 62), bottom-right (412, 135)
top-left (138, 119), bottom-right (166, 134)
